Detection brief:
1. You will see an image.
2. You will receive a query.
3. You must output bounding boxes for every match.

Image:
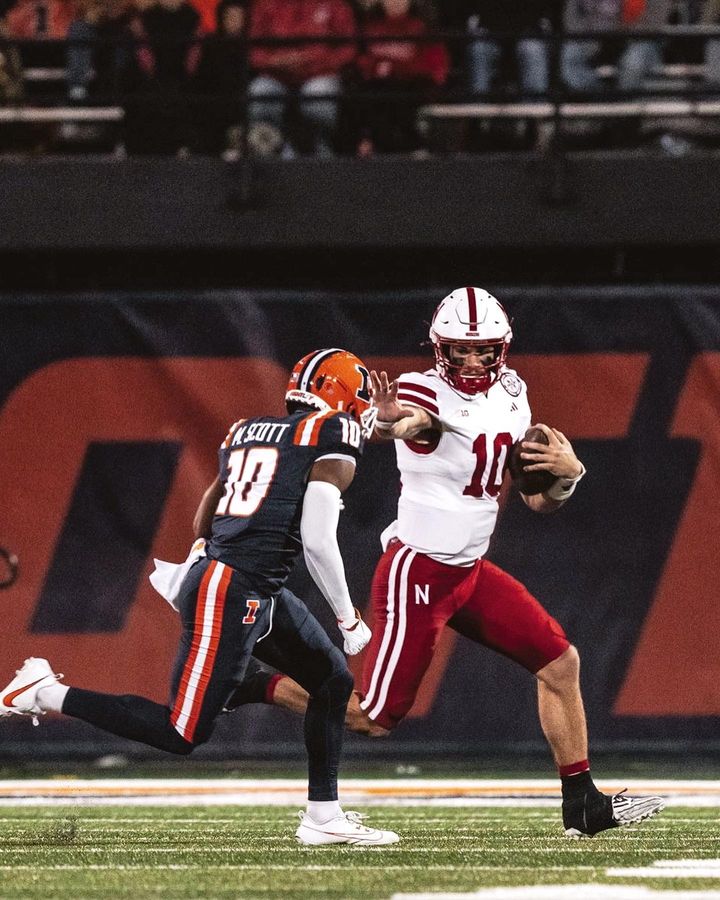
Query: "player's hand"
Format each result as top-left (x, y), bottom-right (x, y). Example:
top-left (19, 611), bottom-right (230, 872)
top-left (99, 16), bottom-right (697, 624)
top-left (520, 423), bottom-right (584, 479)
top-left (337, 609), bottom-right (372, 656)
top-left (369, 371), bottom-right (415, 425)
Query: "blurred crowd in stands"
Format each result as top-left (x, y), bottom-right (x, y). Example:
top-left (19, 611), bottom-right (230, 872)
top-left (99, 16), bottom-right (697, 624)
top-left (1, 0), bottom-right (720, 156)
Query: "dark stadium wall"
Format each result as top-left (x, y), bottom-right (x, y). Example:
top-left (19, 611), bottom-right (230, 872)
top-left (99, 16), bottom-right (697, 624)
top-left (1, 287), bottom-right (718, 756)
top-left (1, 156), bottom-right (720, 251)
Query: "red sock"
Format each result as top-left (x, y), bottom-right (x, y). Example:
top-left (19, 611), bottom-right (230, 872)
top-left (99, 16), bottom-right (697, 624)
top-left (558, 759), bottom-right (590, 778)
top-left (265, 673), bottom-right (285, 704)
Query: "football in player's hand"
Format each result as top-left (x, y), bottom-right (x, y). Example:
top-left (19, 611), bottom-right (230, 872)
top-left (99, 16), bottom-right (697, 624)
top-left (509, 427), bottom-right (557, 496)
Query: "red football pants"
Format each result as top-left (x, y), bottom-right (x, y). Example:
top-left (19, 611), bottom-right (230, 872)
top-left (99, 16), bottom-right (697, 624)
top-left (359, 540), bottom-right (569, 730)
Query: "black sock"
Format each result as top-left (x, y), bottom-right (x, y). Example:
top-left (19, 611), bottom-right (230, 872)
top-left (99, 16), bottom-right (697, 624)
top-left (561, 769), bottom-right (599, 803)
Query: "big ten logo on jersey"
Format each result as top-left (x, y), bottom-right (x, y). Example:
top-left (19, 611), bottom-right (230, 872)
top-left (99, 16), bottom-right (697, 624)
top-left (340, 416), bottom-right (362, 448)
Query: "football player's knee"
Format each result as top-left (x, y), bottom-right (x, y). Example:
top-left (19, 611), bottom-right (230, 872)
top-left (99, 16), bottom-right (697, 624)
top-left (314, 652), bottom-right (353, 707)
top-left (538, 644), bottom-right (580, 688)
top-left (367, 723), bottom-right (391, 738)
top-left (560, 644), bottom-right (581, 678)
top-left (327, 664), bottom-right (354, 707)
top-left (345, 705), bottom-right (389, 737)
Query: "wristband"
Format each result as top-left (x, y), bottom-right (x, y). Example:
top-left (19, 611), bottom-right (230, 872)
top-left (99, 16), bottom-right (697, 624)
top-left (543, 463), bottom-right (586, 502)
top-left (374, 419), bottom-right (396, 431)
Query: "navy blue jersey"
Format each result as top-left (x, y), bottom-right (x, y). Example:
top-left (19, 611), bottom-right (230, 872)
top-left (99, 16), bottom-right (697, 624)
top-left (206, 408), bottom-right (363, 596)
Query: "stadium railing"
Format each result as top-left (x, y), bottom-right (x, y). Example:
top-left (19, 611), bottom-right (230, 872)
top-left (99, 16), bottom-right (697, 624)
top-left (3, 25), bottom-right (720, 154)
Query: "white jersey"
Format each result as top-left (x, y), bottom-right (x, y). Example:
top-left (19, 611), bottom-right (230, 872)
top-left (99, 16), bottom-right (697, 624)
top-left (381, 367), bottom-right (531, 566)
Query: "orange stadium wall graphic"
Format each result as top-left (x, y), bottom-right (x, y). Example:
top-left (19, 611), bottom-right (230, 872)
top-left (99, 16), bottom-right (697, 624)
top-left (0, 288), bottom-right (718, 755)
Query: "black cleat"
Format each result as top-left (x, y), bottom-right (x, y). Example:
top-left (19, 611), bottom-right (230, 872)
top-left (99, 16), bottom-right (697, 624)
top-left (563, 788), bottom-right (665, 838)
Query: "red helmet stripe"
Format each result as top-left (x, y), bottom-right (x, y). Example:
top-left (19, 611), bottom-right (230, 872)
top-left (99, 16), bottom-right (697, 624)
top-left (465, 286), bottom-right (478, 330)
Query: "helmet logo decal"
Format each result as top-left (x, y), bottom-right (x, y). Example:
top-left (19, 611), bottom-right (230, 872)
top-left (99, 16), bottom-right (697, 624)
top-left (355, 364), bottom-right (371, 404)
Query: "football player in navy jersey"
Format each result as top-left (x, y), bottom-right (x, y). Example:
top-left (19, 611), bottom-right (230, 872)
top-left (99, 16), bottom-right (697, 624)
top-left (0, 348), bottom-right (399, 846)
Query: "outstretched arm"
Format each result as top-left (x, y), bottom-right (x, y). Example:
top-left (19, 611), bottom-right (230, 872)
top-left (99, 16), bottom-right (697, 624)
top-left (518, 424), bottom-right (585, 514)
top-left (370, 370), bottom-right (440, 442)
top-left (300, 458), bottom-right (371, 655)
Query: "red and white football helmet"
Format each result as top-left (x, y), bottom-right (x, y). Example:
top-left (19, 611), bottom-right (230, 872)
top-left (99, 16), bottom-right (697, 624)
top-left (429, 287), bottom-right (512, 395)
top-left (285, 348), bottom-right (377, 437)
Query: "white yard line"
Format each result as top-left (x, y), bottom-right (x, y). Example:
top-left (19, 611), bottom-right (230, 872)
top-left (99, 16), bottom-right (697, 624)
top-left (0, 864), bottom-right (597, 871)
top-left (394, 888), bottom-right (720, 900)
top-left (609, 859), bottom-right (720, 879)
top-left (608, 867), bottom-right (720, 878)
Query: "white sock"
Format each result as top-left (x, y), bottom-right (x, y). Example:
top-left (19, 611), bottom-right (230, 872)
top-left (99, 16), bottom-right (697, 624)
top-left (36, 682), bottom-right (69, 713)
top-left (306, 800), bottom-right (342, 824)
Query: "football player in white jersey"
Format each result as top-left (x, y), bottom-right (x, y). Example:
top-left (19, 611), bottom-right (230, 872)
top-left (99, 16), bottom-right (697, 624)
top-left (226, 288), bottom-right (664, 839)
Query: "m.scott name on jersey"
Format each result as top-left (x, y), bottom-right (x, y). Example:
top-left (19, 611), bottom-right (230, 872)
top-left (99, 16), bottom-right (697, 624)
top-left (231, 422), bottom-right (291, 445)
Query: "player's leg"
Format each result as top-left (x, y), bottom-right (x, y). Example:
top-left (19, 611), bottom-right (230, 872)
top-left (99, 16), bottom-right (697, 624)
top-left (1, 559), bottom-right (271, 755)
top-left (224, 656), bottom-right (384, 733)
top-left (225, 540), bottom-right (462, 737)
top-left (253, 588), bottom-right (398, 845)
top-left (357, 540), bottom-right (462, 733)
top-left (223, 656), bottom-right (311, 716)
top-left (448, 560), bottom-right (663, 837)
top-left (251, 589), bottom-right (354, 803)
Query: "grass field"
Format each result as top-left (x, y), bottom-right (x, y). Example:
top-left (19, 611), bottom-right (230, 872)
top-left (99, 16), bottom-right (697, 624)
top-left (0, 805), bottom-right (718, 899)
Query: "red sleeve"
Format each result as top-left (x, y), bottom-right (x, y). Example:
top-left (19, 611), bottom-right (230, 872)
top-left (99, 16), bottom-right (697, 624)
top-left (420, 41), bottom-right (450, 86)
top-left (359, 20), bottom-right (447, 84)
top-left (324, 1), bottom-right (357, 71)
top-left (290, 1), bottom-right (356, 75)
top-left (185, 22), bottom-right (204, 76)
top-left (131, 17), bottom-right (155, 77)
top-left (248, 0), bottom-right (278, 71)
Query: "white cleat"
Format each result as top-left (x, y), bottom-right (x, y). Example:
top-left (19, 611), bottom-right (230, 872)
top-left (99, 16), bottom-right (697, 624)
top-left (295, 810), bottom-right (400, 846)
top-left (611, 790), bottom-right (665, 827)
top-left (0, 658), bottom-right (63, 725)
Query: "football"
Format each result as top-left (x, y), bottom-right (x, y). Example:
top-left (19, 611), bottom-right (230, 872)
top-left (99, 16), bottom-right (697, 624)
top-left (508, 426), bottom-right (557, 496)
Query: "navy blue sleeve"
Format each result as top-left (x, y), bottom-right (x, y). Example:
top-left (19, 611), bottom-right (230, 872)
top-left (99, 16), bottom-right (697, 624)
top-left (314, 412), bottom-right (364, 465)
